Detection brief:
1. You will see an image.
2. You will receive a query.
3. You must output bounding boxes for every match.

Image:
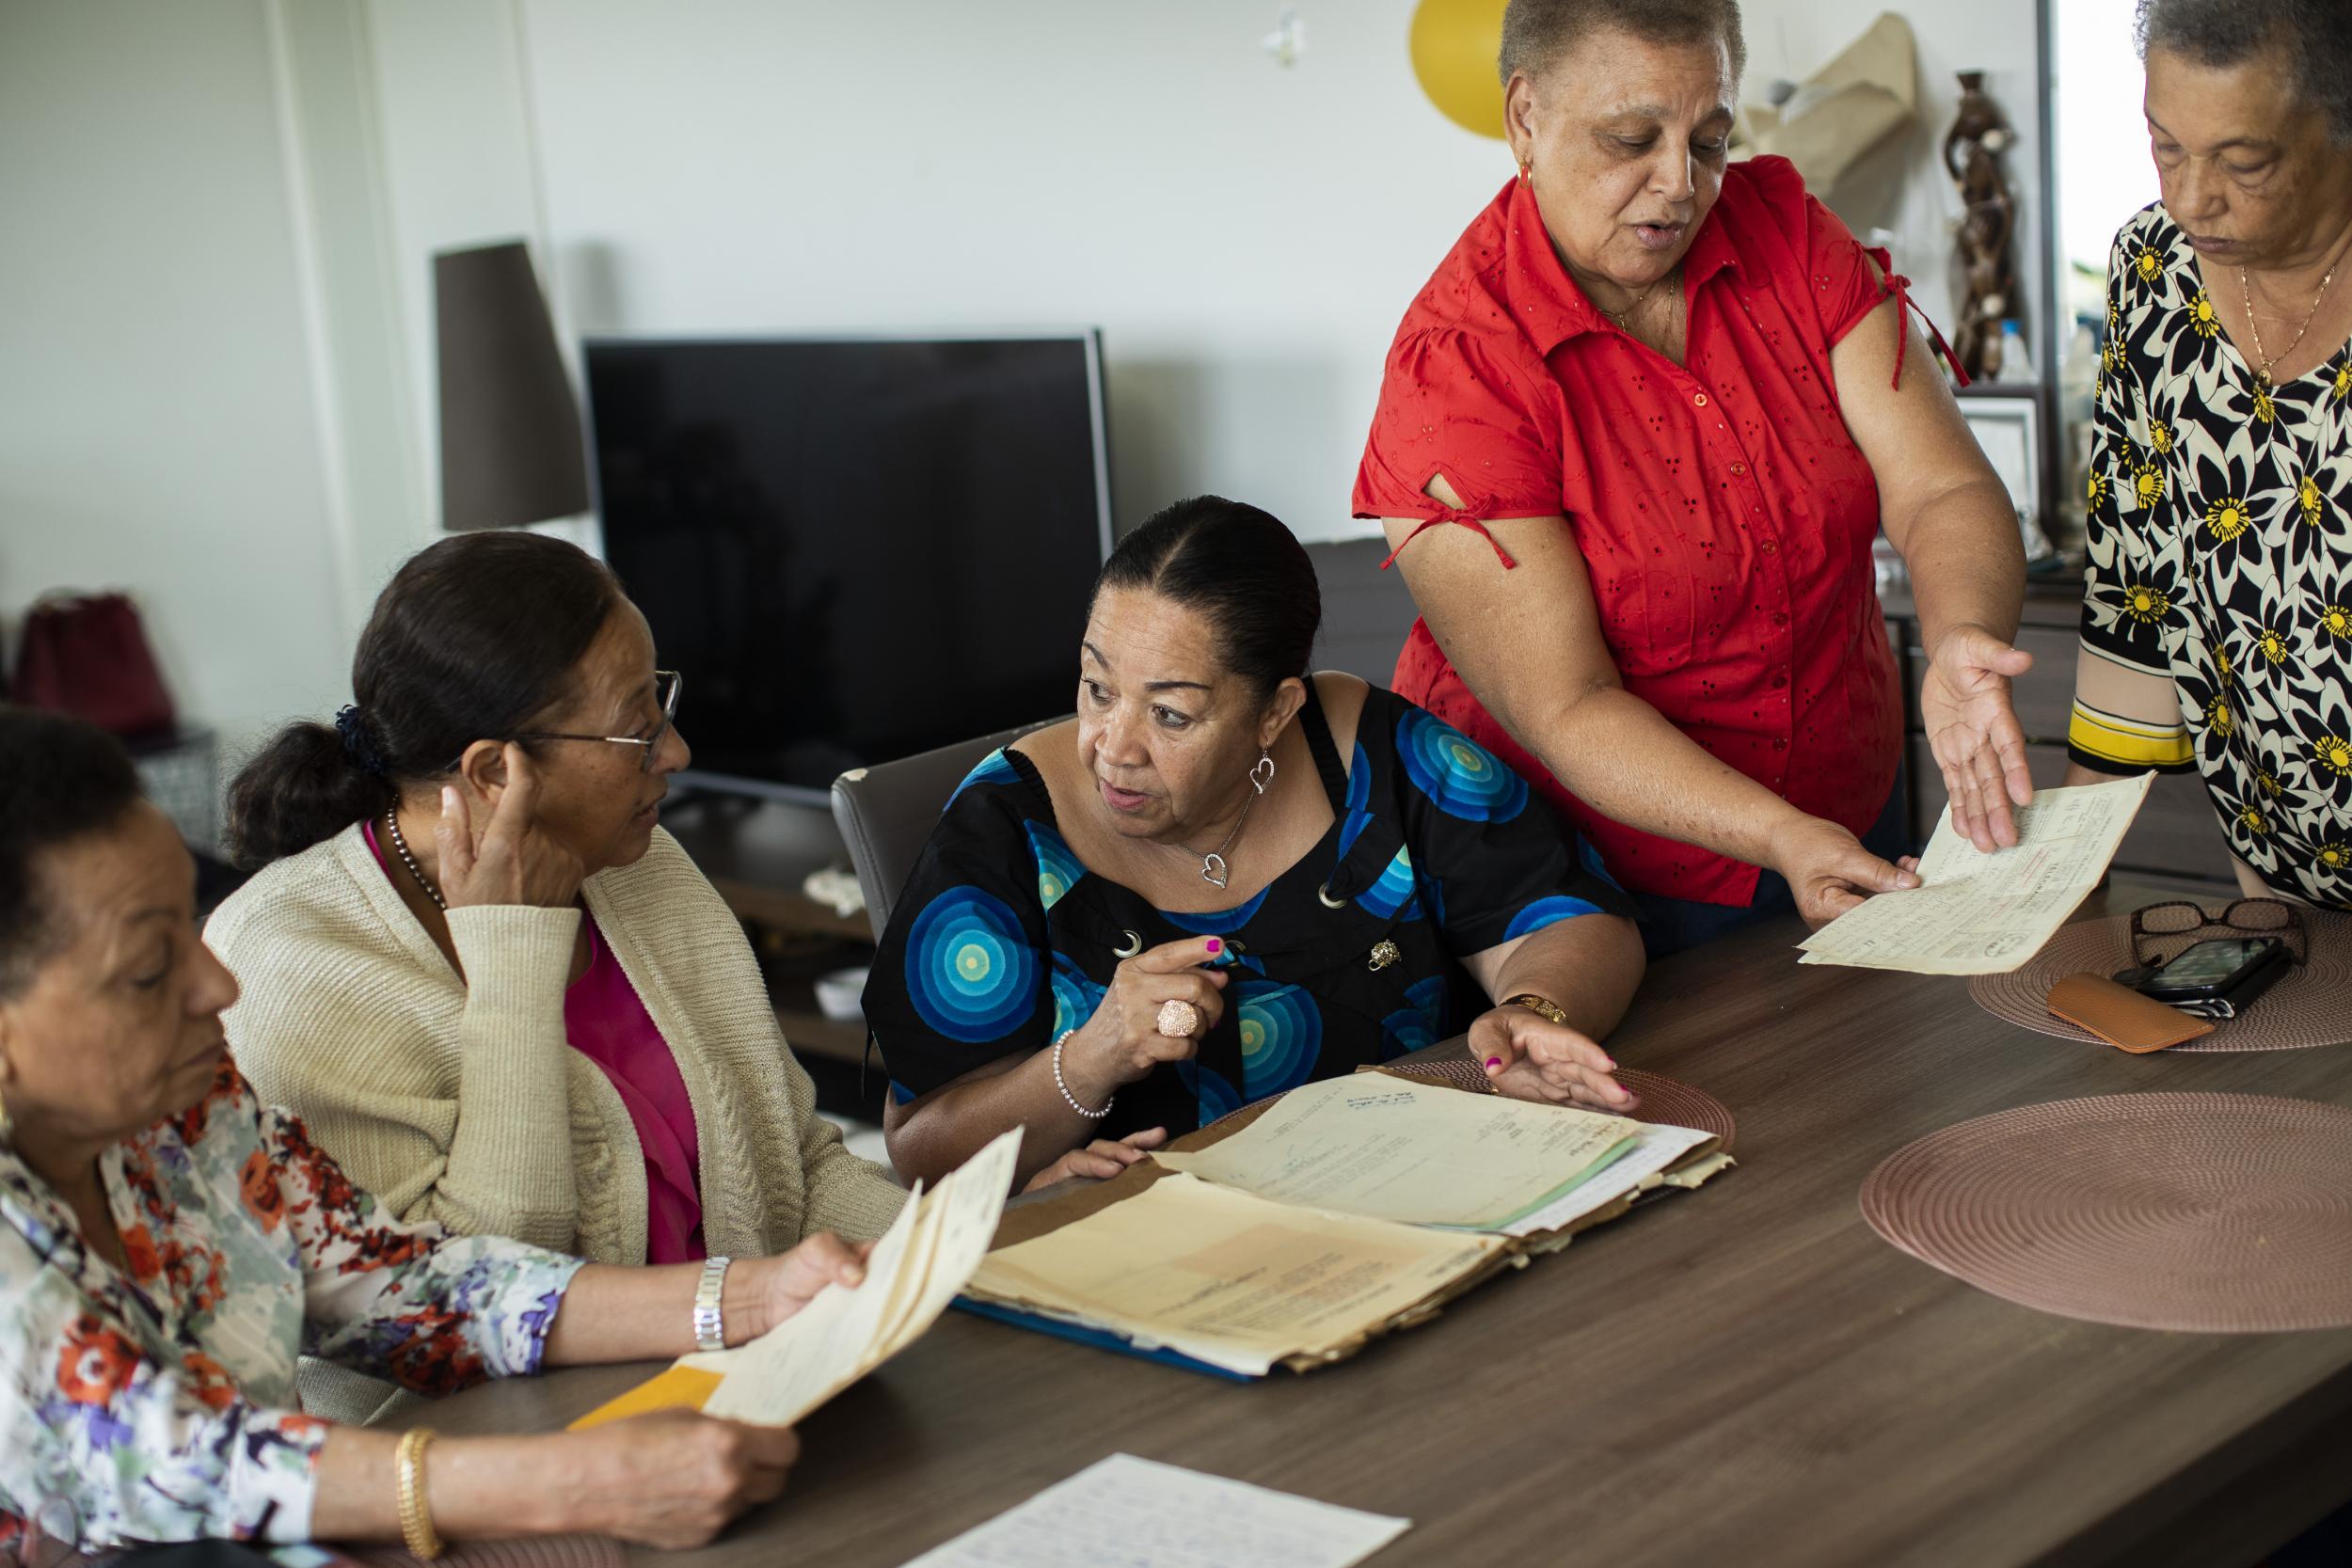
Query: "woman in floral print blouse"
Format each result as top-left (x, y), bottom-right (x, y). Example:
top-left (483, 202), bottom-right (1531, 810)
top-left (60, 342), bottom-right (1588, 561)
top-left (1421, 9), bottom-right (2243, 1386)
top-left (0, 711), bottom-right (876, 1553)
top-left (2067, 1), bottom-right (2352, 906)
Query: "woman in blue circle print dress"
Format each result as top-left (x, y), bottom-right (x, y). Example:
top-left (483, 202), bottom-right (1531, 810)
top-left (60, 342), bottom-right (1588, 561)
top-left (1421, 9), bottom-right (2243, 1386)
top-left (867, 497), bottom-right (1646, 1190)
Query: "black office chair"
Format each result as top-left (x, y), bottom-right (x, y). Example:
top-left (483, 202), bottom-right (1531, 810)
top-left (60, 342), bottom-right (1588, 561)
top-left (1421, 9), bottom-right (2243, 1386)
top-left (829, 719), bottom-right (1063, 942)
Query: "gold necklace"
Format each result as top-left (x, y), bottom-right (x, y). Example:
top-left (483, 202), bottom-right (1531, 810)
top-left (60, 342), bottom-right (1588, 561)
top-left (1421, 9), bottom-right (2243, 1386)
top-left (2240, 260), bottom-right (2341, 388)
top-left (1598, 268), bottom-right (1680, 334)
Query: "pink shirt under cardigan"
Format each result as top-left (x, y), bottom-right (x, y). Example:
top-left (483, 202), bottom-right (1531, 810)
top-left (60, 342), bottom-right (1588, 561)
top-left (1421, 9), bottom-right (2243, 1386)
top-left (361, 818), bottom-right (707, 1262)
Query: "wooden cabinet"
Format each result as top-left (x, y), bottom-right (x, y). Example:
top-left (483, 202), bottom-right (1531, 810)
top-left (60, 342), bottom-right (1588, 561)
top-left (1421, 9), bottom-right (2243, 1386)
top-left (1883, 578), bottom-right (2237, 889)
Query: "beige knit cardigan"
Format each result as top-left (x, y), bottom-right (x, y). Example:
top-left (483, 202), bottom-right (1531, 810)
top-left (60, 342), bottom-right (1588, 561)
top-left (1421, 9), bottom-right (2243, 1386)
top-left (207, 824), bottom-right (907, 1269)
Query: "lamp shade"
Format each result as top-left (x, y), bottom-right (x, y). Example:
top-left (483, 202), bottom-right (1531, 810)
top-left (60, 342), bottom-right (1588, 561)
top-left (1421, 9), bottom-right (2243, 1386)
top-left (434, 240), bottom-right (589, 531)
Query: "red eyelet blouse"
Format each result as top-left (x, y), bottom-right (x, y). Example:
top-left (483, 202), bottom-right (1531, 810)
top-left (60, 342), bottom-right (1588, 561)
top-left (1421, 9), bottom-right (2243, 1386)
top-left (1354, 154), bottom-right (1950, 906)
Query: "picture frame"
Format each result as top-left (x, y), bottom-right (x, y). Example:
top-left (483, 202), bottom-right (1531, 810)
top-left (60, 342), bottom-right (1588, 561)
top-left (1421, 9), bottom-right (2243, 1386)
top-left (1954, 388), bottom-right (2056, 561)
top-left (1956, 392), bottom-right (2041, 519)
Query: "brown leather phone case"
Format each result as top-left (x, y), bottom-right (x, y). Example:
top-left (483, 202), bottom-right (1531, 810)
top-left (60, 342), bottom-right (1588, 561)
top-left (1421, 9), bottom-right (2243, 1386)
top-left (2046, 972), bottom-right (2216, 1053)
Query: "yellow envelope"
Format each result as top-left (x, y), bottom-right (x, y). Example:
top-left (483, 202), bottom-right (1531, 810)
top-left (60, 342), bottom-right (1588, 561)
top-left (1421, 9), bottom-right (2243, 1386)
top-left (567, 1363), bottom-right (724, 1430)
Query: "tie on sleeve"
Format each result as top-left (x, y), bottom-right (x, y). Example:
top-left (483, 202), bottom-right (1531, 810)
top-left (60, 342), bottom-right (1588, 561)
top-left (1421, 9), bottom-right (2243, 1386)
top-left (1799, 179), bottom-right (1968, 390)
top-left (1351, 326), bottom-right (1566, 570)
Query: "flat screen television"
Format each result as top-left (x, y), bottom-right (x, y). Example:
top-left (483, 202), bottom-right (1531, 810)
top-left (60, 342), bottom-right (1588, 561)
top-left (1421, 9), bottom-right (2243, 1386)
top-left (583, 332), bottom-right (1111, 800)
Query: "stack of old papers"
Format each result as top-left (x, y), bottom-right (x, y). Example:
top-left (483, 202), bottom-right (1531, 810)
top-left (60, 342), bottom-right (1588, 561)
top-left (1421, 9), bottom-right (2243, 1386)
top-left (571, 1127), bottom-right (1021, 1430)
top-left (1799, 773), bottom-right (2153, 974)
top-left (963, 1074), bottom-right (1728, 1377)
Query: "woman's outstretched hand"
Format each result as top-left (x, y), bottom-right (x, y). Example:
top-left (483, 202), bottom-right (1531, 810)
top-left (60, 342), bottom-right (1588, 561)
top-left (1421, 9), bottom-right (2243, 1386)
top-left (1022, 1127), bottom-right (1169, 1191)
top-left (1921, 622), bottom-right (2036, 852)
top-left (1467, 1006), bottom-right (1635, 1112)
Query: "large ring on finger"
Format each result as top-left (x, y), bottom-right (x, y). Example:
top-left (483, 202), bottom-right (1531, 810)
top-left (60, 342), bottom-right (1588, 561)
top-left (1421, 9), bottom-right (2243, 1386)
top-left (1155, 999), bottom-right (1200, 1037)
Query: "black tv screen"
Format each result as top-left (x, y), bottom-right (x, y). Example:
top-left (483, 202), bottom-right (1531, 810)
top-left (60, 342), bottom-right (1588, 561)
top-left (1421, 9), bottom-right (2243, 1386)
top-left (583, 333), bottom-right (1111, 798)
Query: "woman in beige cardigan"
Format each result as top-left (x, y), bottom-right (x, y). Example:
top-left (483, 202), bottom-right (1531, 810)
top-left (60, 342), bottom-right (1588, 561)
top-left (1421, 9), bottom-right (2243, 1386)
top-left (209, 535), bottom-right (1150, 1413)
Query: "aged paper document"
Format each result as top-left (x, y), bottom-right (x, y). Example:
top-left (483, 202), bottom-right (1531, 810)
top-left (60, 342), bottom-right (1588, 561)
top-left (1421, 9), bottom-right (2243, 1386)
top-left (699, 1126), bottom-right (1020, 1424)
top-left (1499, 1119), bottom-right (1718, 1237)
top-left (574, 1128), bottom-right (1018, 1430)
top-left (1151, 1074), bottom-right (1641, 1229)
top-left (1798, 773), bottom-right (2153, 974)
top-left (968, 1173), bottom-right (1504, 1376)
top-left (899, 1453), bottom-right (1410, 1568)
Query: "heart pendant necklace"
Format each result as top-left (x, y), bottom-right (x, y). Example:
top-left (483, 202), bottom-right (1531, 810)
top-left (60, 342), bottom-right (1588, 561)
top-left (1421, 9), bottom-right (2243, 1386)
top-left (1169, 752), bottom-right (1274, 889)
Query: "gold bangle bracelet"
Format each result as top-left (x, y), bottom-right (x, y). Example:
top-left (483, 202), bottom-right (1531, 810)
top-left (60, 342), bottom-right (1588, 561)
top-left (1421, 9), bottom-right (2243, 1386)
top-left (1502, 991), bottom-right (1570, 1027)
top-left (395, 1426), bottom-right (446, 1560)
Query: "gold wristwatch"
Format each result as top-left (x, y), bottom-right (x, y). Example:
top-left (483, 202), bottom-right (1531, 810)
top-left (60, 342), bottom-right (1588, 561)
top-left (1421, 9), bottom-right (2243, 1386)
top-left (1502, 992), bottom-right (1568, 1026)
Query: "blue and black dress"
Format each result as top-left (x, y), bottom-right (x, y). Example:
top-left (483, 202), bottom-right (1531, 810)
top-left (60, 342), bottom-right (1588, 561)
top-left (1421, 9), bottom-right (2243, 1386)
top-left (865, 683), bottom-right (1633, 1138)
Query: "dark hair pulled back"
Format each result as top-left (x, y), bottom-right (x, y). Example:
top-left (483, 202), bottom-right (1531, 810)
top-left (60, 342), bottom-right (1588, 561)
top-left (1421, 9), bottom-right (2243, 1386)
top-left (226, 531), bottom-right (623, 869)
top-left (0, 708), bottom-right (145, 997)
top-left (1092, 497), bottom-right (1321, 700)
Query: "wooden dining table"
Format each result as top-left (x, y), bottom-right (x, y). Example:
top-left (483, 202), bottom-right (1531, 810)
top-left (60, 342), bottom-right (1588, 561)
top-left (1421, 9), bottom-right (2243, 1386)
top-left (392, 881), bottom-right (2352, 1567)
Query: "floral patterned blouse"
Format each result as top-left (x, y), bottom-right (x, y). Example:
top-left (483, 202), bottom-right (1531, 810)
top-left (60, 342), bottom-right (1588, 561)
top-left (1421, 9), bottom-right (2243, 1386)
top-left (0, 1060), bottom-right (584, 1551)
top-left (2074, 203), bottom-right (2352, 905)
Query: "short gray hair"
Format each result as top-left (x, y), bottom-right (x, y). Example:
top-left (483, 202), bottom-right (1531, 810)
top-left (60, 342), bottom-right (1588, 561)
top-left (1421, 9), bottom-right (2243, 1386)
top-left (1498, 0), bottom-right (1746, 89)
top-left (2137, 0), bottom-right (2352, 146)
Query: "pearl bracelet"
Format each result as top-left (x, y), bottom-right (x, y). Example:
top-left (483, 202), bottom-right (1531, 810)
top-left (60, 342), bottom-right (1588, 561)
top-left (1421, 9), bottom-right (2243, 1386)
top-left (1051, 1029), bottom-right (1113, 1119)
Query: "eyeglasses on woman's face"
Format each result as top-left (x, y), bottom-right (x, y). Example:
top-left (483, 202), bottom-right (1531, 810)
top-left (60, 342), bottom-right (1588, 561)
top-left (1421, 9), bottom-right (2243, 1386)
top-left (510, 669), bottom-right (682, 775)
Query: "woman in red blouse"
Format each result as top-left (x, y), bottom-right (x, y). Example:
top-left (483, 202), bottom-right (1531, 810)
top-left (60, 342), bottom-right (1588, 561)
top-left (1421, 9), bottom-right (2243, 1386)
top-left (1356, 0), bottom-right (2035, 954)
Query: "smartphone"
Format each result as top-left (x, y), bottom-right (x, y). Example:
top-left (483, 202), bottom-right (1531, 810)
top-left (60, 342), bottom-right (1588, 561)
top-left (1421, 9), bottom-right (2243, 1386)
top-left (2132, 937), bottom-right (2288, 1004)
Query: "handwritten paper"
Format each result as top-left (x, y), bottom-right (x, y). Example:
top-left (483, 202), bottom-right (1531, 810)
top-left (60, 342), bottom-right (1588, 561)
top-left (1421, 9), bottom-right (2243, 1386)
top-left (968, 1173), bottom-right (1504, 1376)
top-left (1798, 773), bottom-right (2153, 974)
top-left (898, 1453), bottom-right (1410, 1568)
top-left (1152, 1074), bottom-right (1641, 1230)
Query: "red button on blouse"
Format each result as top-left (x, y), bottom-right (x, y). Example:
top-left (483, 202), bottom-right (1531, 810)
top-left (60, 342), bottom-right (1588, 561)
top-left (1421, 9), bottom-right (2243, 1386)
top-left (1353, 155), bottom-right (1931, 907)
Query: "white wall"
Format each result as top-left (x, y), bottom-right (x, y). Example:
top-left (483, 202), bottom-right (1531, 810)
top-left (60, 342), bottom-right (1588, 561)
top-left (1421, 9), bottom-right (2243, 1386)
top-left (0, 0), bottom-right (2059, 758)
top-left (1749, 1), bottom-right (2046, 353)
top-left (0, 0), bottom-right (350, 755)
top-left (496, 0), bottom-right (2047, 543)
top-left (512, 0), bottom-right (1509, 542)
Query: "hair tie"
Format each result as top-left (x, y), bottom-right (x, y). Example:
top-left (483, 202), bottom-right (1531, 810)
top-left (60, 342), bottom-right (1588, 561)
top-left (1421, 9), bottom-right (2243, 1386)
top-left (335, 705), bottom-right (389, 777)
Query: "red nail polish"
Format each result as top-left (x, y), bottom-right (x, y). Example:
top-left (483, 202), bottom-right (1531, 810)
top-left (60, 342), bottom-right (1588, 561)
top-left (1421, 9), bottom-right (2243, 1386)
top-left (1485, 1056), bottom-right (1503, 1070)
top-left (1206, 938), bottom-right (1222, 954)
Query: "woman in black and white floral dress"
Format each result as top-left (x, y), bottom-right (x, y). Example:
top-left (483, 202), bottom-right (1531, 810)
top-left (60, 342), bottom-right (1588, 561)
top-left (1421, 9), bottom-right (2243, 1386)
top-left (2066, 0), bottom-right (2352, 907)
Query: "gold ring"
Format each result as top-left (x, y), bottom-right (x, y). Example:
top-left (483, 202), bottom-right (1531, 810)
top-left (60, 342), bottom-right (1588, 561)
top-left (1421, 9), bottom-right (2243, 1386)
top-left (1155, 999), bottom-right (1200, 1037)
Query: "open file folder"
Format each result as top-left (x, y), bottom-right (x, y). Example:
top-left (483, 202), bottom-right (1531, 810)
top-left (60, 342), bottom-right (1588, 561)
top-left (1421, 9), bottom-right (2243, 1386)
top-left (961, 1069), bottom-right (1730, 1378)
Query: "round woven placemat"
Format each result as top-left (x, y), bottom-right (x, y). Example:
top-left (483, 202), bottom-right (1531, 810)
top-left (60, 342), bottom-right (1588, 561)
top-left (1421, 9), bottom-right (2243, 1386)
top-left (1968, 907), bottom-right (2352, 1053)
top-left (1378, 1059), bottom-right (1738, 1150)
top-left (1860, 1092), bottom-right (2352, 1331)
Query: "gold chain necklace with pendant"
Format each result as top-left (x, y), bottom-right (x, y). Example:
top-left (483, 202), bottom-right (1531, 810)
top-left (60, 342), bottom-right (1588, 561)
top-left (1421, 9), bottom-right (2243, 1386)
top-left (2240, 261), bottom-right (2340, 389)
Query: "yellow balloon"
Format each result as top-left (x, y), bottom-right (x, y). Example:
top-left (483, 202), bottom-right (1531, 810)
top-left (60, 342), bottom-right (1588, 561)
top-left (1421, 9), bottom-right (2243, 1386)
top-left (1409, 0), bottom-right (1511, 140)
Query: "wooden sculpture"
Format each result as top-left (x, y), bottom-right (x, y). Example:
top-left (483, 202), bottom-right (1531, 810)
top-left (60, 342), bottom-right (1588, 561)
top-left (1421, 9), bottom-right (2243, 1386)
top-left (1944, 71), bottom-right (2021, 381)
